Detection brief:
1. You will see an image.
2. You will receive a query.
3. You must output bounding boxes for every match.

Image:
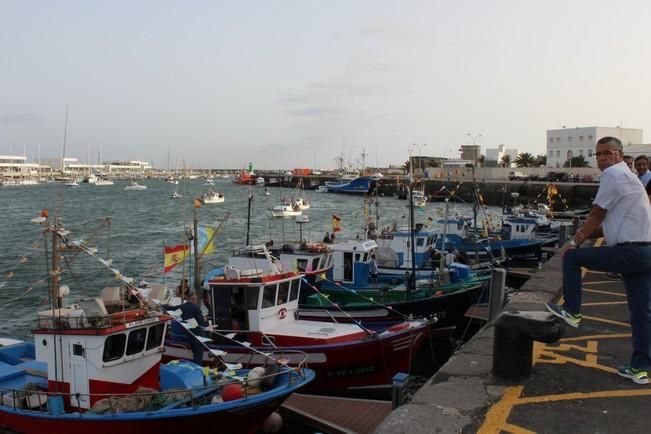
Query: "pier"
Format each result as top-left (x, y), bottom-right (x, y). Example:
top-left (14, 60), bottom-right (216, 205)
top-left (375, 240), bottom-right (648, 433)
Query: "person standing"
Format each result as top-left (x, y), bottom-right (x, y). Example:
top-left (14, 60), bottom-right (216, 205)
top-left (634, 155), bottom-right (651, 186)
top-left (546, 137), bottom-right (651, 385)
top-left (369, 254), bottom-right (379, 285)
top-left (623, 155), bottom-right (635, 171)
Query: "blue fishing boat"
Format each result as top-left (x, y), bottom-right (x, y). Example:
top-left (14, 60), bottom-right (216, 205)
top-left (325, 176), bottom-right (376, 194)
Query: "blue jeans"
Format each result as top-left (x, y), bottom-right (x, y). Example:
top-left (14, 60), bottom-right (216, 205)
top-left (563, 245), bottom-right (651, 370)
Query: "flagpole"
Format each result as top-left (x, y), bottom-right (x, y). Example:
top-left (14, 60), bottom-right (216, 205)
top-left (193, 199), bottom-right (201, 292)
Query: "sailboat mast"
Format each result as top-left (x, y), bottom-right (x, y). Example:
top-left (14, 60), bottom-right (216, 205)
top-left (246, 189), bottom-right (253, 245)
top-left (408, 182), bottom-right (416, 292)
top-left (61, 104), bottom-right (69, 174)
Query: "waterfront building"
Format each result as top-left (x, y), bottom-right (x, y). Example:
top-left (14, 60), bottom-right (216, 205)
top-left (546, 126), bottom-right (642, 168)
top-left (459, 145), bottom-right (481, 166)
top-left (0, 155), bottom-right (46, 181)
top-left (485, 144), bottom-right (519, 167)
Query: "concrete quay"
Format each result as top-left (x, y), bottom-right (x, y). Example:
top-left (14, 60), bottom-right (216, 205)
top-left (375, 242), bottom-right (650, 434)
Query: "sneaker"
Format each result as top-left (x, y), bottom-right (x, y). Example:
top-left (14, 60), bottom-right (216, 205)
top-left (617, 365), bottom-right (650, 385)
top-left (605, 272), bottom-right (622, 280)
top-left (545, 302), bottom-right (582, 328)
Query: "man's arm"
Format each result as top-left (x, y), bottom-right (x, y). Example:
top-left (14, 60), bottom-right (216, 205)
top-left (573, 205), bottom-right (607, 245)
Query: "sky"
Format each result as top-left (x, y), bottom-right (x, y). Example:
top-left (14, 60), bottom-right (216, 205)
top-left (2, 0), bottom-right (651, 170)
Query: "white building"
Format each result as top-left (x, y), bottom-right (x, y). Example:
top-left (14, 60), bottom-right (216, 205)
top-left (546, 127), bottom-right (642, 168)
top-left (485, 144), bottom-right (519, 167)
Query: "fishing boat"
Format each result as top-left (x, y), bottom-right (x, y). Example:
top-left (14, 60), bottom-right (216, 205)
top-left (412, 189), bottom-right (427, 207)
top-left (255, 177), bottom-right (265, 186)
top-left (271, 201), bottom-right (302, 218)
top-left (324, 176), bottom-right (376, 194)
top-left (297, 238), bottom-right (489, 330)
top-left (0, 212), bottom-right (314, 434)
top-left (201, 190), bottom-right (225, 204)
top-left (123, 181), bottom-right (147, 191)
top-left (166, 245), bottom-right (430, 394)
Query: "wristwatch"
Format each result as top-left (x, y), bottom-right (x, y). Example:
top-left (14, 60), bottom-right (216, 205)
top-left (570, 240), bottom-right (578, 247)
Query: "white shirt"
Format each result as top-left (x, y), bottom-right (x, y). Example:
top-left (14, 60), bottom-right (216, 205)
top-left (639, 169), bottom-right (651, 187)
top-left (594, 161), bottom-right (651, 245)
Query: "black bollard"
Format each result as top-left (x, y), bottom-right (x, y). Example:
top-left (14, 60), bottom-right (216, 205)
top-left (492, 311), bottom-right (564, 380)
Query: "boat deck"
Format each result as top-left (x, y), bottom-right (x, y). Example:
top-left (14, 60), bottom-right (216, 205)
top-left (282, 393), bottom-right (392, 434)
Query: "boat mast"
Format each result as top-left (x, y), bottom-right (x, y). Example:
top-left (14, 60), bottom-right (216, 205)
top-left (246, 188), bottom-right (253, 245)
top-left (61, 104), bottom-right (69, 174)
top-left (193, 198), bottom-right (201, 292)
top-left (408, 179), bottom-right (416, 293)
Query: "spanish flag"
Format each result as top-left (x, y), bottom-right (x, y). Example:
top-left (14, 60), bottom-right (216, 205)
top-left (164, 245), bottom-right (189, 274)
top-left (332, 214), bottom-right (341, 232)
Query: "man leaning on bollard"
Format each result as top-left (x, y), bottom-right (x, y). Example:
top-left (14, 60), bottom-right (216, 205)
top-left (545, 136), bottom-right (651, 385)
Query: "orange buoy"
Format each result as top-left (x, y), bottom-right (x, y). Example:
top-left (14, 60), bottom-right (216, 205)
top-left (221, 383), bottom-right (243, 401)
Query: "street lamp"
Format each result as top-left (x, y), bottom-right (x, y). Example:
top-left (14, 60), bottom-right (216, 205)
top-left (466, 133), bottom-right (482, 165)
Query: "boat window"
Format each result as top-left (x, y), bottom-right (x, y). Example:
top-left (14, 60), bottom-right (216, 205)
top-left (296, 259), bottom-right (308, 272)
top-left (262, 285), bottom-right (277, 308)
top-left (277, 281), bottom-right (290, 305)
top-left (246, 287), bottom-right (260, 310)
top-left (416, 238), bottom-right (425, 247)
top-left (126, 328), bottom-right (147, 355)
top-left (327, 255), bottom-right (333, 268)
top-left (289, 280), bottom-right (299, 301)
top-left (103, 334), bottom-right (126, 362)
top-left (146, 323), bottom-right (165, 350)
top-left (355, 253), bottom-right (360, 262)
top-left (311, 257), bottom-right (320, 271)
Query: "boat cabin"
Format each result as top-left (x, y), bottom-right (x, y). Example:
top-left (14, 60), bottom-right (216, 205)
top-left (323, 239), bottom-right (377, 286)
top-left (30, 297), bottom-right (168, 410)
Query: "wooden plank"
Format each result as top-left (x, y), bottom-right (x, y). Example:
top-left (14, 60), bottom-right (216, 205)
top-left (282, 393), bottom-right (392, 434)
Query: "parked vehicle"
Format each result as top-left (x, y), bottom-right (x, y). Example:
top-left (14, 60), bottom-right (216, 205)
top-left (508, 171), bottom-right (526, 181)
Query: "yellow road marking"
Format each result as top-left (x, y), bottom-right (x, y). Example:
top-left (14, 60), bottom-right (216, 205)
top-left (581, 315), bottom-right (631, 328)
top-left (503, 423), bottom-right (537, 434)
top-left (559, 333), bottom-right (631, 342)
top-left (517, 388), bottom-right (651, 404)
top-left (583, 301), bottom-right (628, 306)
top-left (478, 386), bottom-right (524, 434)
top-left (583, 288), bottom-right (626, 297)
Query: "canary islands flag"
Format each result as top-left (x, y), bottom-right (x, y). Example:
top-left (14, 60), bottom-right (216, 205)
top-left (332, 214), bottom-right (341, 232)
top-left (192, 226), bottom-right (216, 256)
top-left (163, 245), bottom-right (189, 274)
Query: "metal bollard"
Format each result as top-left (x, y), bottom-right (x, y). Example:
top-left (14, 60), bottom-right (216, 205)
top-left (558, 225), bottom-right (569, 247)
top-left (391, 372), bottom-right (410, 409)
top-left (492, 311), bottom-right (564, 380)
top-left (488, 268), bottom-right (506, 323)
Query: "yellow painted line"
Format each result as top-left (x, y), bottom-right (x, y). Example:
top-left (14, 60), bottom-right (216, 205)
top-left (559, 333), bottom-right (631, 342)
top-left (583, 280), bottom-right (625, 285)
top-left (503, 423), bottom-right (537, 434)
top-left (477, 386), bottom-right (524, 434)
top-left (583, 301), bottom-right (628, 306)
top-left (516, 388), bottom-right (651, 405)
top-left (581, 315), bottom-right (631, 328)
top-left (583, 288), bottom-right (626, 297)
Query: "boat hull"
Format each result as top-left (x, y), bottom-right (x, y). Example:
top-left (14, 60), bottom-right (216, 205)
top-left (165, 323), bottom-right (428, 395)
top-left (0, 395), bottom-right (289, 434)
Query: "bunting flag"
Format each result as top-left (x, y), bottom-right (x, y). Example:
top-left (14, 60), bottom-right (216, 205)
top-left (332, 214), bottom-right (342, 233)
top-left (164, 245), bottom-right (189, 274)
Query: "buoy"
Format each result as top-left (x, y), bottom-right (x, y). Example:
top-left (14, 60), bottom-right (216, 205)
top-left (221, 383), bottom-right (243, 401)
top-left (262, 412), bottom-right (283, 433)
top-left (246, 366), bottom-right (266, 388)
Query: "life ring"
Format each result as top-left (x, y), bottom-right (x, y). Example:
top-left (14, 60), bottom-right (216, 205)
top-left (277, 307), bottom-right (287, 319)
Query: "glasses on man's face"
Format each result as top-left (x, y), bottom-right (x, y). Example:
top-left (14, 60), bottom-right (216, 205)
top-left (595, 150), bottom-right (619, 157)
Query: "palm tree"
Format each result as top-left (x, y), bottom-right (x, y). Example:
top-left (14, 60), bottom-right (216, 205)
top-left (514, 152), bottom-right (536, 168)
top-left (563, 155), bottom-right (590, 168)
top-left (535, 154), bottom-right (547, 167)
top-left (500, 154), bottom-right (512, 168)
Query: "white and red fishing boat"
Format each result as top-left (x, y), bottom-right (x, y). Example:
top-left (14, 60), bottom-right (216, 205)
top-left (0, 212), bottom-right (314, 434)
top-left (165, 245), bottom-right (430, 394)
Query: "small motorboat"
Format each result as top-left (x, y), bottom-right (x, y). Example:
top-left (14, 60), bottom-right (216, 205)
top-left (201, 190), bottom-right (225, 204)
top-left (171, 190), bottom-right (183, 199)
top-left (271, 201), bottom-right (302, 218)
top-left (124, 181), bottom-right (147, 191)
